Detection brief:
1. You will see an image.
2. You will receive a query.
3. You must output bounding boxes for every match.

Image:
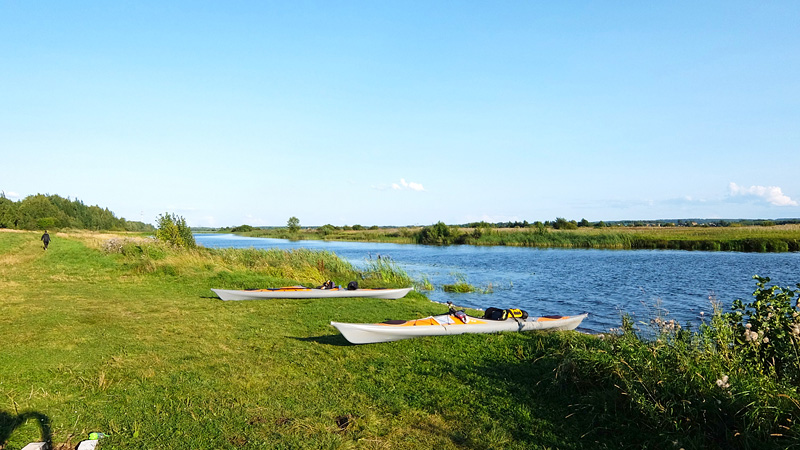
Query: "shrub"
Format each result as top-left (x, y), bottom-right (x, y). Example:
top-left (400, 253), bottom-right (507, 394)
top-left (553, 277), bottom-right (800, 447)
top-left (318, 224), bottom-right (335, 236)
top-left (552, 217), bottom-right (578, 230)
top-left (727, 276), bottom-right (800, 383)
top-left (155, 212), bottom-right (196, 248)
top-left (417, 221), bottom-right (462, 245)
top-left (36, 217), bottom-right (57, 229)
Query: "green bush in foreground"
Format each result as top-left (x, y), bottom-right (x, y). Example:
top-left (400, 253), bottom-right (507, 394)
top-left (729, 276), bottom-right (800, 384)
top-left (554, 277), bottom-right (800, 448)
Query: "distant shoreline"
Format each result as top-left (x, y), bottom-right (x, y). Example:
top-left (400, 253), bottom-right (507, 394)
top-left (198, 224), bottom-right (800, 253)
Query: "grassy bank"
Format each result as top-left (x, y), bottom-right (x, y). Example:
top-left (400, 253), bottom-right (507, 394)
top-left (2, 230), bottom-right (799, 449)
top-left (232, 224), bottom-right (800, 252)
top-left (472, 224), bottom-right (800, 251)
top-left (238, 227), bottom-right (418, 244)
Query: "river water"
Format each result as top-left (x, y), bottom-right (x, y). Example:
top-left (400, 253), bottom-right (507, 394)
top-left (195, 233), bottom-right (800, 333)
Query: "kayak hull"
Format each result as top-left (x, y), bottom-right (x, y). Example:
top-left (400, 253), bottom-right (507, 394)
top-left (212, 287), bottom-right (413, 301)
top-left (331, 312), bottom-right (588, 344)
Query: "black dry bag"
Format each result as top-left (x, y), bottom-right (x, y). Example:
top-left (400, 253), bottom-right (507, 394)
top-left (483, 307), bottom-right (508, 320)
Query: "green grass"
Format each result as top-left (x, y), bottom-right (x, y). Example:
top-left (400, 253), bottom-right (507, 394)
top-left (442, 282), bottom-right (476, 293)
top-left (2, 230), bottom-right (799, 449)
top-left (0, 231), bottom-right (587, 449)
top-left (442, 273), bottom-right (476, 293)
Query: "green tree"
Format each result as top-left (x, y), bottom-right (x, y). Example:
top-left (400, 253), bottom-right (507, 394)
top-left (0, 195), bottom-right (19, 228)
top-left (155, 213), bottom-right (196, 248)
top-left (0, 193), bottom-right (154, 231)
top-left (18, 194), bottom-right (60, 229)
top-left (287, 216), bottom-right (300, 233)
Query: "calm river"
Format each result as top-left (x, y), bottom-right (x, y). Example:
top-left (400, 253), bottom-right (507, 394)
top-left (195, 233), bottom-right (800, 333)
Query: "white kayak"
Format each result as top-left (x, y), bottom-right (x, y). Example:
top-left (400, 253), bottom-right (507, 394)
top-left (212, 286), bottom-right (413, 301)
top-left (331, 312), bottom-right (588, 344)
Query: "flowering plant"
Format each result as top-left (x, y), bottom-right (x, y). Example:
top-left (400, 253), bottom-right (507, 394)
top-left (728, 276), bottom-right (800, 383)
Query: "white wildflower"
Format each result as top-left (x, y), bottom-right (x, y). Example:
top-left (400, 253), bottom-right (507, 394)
top-left (716, 375), bottom-right (730, 389)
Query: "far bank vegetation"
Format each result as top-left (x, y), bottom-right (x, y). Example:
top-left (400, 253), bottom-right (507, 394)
top-left (215, 218), bottom-right (800, 253)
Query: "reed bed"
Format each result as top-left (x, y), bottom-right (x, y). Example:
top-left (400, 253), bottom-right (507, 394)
top-left (231, 224), bottom-right (800, 252)
top-left (459, 225), bottom-right (800, 252)
top-left (95, 237), bottom-right (415, 293)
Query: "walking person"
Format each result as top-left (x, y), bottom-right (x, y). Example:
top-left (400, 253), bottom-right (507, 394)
top-left (41, 230), bottom-right (50, 250)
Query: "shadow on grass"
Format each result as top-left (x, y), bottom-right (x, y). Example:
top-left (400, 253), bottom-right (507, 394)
top-left (469, 353), bottom-right (623, 449)
top-left (464, 333), bottom-right (732, 449)
top-left (0, 410), bottom-right (52, 447)
top-left (293, 334), bottom-right (352, 346)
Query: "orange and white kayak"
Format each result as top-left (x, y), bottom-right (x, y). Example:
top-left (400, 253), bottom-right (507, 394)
top-left (212, 286), bottom-right (413, 301)
top-left (331, 312), bottom-right (588, 344)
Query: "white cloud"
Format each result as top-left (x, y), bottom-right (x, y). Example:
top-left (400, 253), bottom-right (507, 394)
top-left (2, 191), bottom-right (21, 200)
top-left (392, 178), bottom-right (425, 191)
top-left (729, 182), bottom-right (798, 206)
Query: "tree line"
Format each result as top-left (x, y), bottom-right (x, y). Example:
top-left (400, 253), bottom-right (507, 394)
top-left (0, 193), bottom-right (154, 232)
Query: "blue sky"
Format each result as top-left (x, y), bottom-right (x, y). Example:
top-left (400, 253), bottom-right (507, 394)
top-left (2, 1), bottom-right (799, 227)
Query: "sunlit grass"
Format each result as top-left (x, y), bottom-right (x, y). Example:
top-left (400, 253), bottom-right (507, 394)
top-left (2, 230), bottom-right (798, 449)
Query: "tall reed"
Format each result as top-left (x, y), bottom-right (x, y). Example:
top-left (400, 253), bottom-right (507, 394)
top-left (102, 239), bottom-right (413, 289)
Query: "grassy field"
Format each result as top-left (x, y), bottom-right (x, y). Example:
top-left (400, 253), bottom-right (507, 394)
top-left (2, 230), bottom-right (799, 449)
top-left (237, 224), bottom-right (800, 252)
